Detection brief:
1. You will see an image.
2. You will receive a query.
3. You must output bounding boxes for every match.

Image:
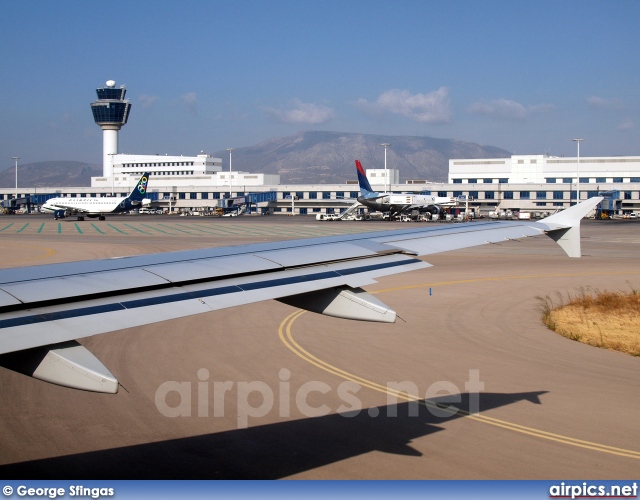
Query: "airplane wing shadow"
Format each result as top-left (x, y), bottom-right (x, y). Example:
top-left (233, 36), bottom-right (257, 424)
top-left (0, 391), bottom-right (546, 479)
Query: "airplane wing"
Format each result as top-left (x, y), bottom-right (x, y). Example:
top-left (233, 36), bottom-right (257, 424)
top-left (0, 197), bottom-right (602, 393)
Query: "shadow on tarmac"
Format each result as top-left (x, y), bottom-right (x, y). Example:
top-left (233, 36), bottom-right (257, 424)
top-left (0, 391), bottom-right (545, 479)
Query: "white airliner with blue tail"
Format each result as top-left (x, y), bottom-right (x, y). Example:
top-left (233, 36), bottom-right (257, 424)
top-left (42, 173), bottom-right (152, 221)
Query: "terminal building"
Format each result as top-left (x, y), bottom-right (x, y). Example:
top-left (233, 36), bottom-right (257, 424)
top-left (2, 80), bottom-right (640, 216)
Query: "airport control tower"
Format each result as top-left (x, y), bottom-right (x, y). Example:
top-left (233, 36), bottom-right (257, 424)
top-left (90, 80), bottom-right (131, 177)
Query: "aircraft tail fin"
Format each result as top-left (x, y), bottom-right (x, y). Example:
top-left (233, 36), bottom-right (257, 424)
top-left (540, 196), bottom-right (603, 258)
top-left (355, 160), bottom-right (376, 197)
top-left (127, 172), bottom-right (151, 202)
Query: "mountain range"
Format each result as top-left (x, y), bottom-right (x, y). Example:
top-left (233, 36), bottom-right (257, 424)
top-left (0, 131), bottom-right (510, 188)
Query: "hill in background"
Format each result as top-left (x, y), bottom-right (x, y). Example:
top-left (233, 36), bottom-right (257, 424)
top-left (1, 131), bottom-right (510, 187)
top-left (0, 161), bottom-right (101, 188)
top-left (213, 131), bottom-right (510, 184)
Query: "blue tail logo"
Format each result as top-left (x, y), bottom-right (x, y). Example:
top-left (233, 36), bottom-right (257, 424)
top-left (355, 160), bottom-right (375, 196)
top-left (129, 172), bottom-right (151, 201)
top-left (138, 176), bottom-right (148, 194)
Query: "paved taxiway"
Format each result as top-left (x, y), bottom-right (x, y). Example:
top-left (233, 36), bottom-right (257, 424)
top-left (0, 214), bottom-right (638, 479)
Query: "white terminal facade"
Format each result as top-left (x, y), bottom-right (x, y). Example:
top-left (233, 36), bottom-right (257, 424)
top-left (2, 80), bottom-right (640, 215)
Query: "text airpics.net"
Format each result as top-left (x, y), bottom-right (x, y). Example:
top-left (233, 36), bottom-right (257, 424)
top-left (549, 482), bottom-right (638, 499)
top-left (155, 368), bottom-right (485, 428)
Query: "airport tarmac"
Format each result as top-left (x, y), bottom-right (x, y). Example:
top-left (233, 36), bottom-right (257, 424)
top-left (0, 214), bottom-right (638, 479)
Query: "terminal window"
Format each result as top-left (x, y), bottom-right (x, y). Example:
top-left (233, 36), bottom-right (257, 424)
top-left (536, 191), bottom-right (547, 199)
top-left (484, 192), bottom-right (495, 199)
top-left (504, 191), bottom-right (513, 199)
top-left (520, 191), bottom-right (530, 199)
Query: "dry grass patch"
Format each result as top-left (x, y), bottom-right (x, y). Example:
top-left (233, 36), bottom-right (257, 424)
top-left (538, 288), bottom-right (640, 356)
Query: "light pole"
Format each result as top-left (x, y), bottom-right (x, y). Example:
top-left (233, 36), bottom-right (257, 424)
top-left (379, 143), bottom-right (390, 193)
top-left (226, 148), bottom-right (234, 201)
top-left (572, 138), bottom-right (584, 205)
top-left (11, 156), bottom-right (19, 198)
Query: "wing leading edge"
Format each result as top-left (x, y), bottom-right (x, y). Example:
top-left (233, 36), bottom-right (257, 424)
top-left (0, 197), bottom-right (602, 392)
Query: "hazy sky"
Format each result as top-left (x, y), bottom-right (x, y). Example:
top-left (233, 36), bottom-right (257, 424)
top-left (2, 0), bottom-right (639, 167)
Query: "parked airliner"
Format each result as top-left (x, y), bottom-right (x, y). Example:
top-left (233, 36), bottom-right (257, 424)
top-left (42, 173), bottom-right (151, 220)
top-left (355, 160), bottom-right (456, 216)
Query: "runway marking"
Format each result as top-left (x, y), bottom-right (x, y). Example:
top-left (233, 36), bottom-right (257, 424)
top-left (74, 223), bottom-right (83, 234)
top-left (57, 223), bottom-right (62, 234)
top-left (174, 223), bottom-right (217, 234)
top-left (37, 223), bottom-right (45, 233)
top-left (90, 223), bottom-right (106, 234)
top-left (139, 223), bottom-right (176, 235)
top-left (16, 223), bottom-right (29, 233)
top-left (278, 272), bottom-right (640, 460)
top-left (107, 224), bottom-right (127, 234)
top-left (0, 223), bottom-right (14, 232)
top-left (156, 223), bottom-right (199, 235)
top-left (123, 224), bottom-right (152, 235)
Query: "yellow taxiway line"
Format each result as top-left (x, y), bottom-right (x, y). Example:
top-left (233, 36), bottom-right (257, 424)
top-left (278, 272), bottom-right (640, 460)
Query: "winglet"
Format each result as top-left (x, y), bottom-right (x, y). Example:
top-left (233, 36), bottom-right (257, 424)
top-left (539, 196), bottom-right (603, 258)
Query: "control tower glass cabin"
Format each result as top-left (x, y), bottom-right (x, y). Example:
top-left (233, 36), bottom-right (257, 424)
top-left (90, 80), bottom-right (131, 177)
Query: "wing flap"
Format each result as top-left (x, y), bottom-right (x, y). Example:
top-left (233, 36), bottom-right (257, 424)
top-left (0, 254), bottom-right (428, 355)
top-left (0, 268), bottom-right (169, 304)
